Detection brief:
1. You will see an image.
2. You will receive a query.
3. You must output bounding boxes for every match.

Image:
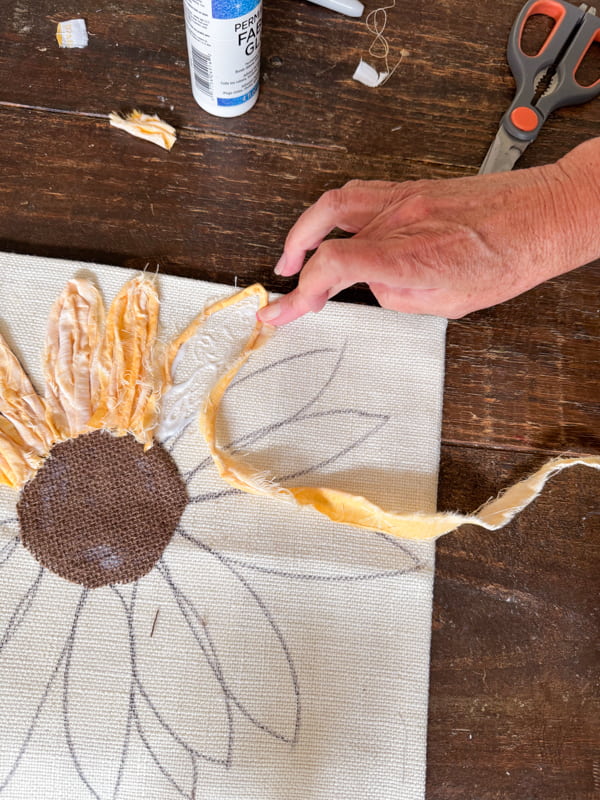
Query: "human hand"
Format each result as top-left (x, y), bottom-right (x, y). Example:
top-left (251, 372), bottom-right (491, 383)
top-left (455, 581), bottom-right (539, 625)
top-left (258, 144), bottom-right (599, 325)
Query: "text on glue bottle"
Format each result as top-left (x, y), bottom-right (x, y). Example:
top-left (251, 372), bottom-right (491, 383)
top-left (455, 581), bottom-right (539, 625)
top-left (183, 0), bottom-right (262, 118)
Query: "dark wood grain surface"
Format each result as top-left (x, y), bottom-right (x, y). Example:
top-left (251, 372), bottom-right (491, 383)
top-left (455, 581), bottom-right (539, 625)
top-left (1, 0), bottom-right (598, 796)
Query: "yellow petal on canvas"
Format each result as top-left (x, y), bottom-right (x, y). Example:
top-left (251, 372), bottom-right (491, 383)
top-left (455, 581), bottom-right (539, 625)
top-left (0, 333), bottom-right (56, 457)
top-left (0, 416), bottom-right (39, 488)
top-left (196, 290), bottom-right (600, 540)
top-left (44, 279), bottom-right (104, 440)
top-left (163, 283), bottom-right (270, 388)
top-left (195, 300), bottom-right (288, 497)
top-left (89, 275), bottom-right (160, 448)
top-left (109, 111), bottom-right (176, 151)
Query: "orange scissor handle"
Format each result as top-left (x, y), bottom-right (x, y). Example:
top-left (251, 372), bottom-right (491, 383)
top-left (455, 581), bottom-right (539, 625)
top-left (505, 0), bottom-right (600, 140)
top-left (516, 0), bottom-right (569, 56)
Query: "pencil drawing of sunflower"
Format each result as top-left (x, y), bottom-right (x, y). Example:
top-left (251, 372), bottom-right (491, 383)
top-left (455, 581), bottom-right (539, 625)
top-left (0, 273), bottom-right (418, 799)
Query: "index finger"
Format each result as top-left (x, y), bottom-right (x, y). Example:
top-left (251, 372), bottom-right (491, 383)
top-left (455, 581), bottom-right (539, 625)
top-left (278, 180), bottom-right (399, 277)
top-left (260, 237), bottom-right (393, 326)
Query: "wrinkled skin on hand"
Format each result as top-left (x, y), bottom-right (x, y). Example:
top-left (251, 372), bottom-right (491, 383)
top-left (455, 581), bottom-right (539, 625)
top-left (258, 140), bottom-right (600, 325)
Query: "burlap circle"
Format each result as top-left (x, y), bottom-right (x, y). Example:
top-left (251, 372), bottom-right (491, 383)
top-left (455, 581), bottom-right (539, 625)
top-left (17, 430), bottom-right (188, 588)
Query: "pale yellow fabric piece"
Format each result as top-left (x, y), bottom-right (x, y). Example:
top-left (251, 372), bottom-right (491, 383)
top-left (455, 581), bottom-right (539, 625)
top-left (89, 275), bottom-right (160, 447)
top-left (109, 111), bottom-right (177, 151)
top-left (0, 417), bottom-right (39, 488)
top-left (0, 332), bottom-right (56, 458)
top-left (55, 19), bottom-right (88, 48)
top-left (44, 279), bottom-right (104, 440)
top-left (178, 285), bottom-right (295, 498)
top-left (193, 290), bottom-right (600, 541)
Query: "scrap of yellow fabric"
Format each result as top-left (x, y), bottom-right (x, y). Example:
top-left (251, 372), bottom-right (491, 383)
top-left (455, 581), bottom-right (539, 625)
top-left (193, 284), bottom-right (600, 541)
top-left (109, 111), bottom-right (176, 151)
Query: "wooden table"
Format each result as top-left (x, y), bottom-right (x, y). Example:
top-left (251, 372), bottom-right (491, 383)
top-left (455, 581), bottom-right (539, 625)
top-left (1, 1), bottom-right (598, 797)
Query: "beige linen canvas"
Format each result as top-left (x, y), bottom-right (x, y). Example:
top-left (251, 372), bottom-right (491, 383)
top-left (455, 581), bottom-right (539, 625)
top-left (0, 253), bottom-right (447, 800)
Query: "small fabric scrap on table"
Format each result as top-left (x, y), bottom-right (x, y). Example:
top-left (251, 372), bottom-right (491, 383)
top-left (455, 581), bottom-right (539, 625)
top-left (109, 111), bottom-right (177, 151)
top-left (0, 253), bottom-right (446, 800)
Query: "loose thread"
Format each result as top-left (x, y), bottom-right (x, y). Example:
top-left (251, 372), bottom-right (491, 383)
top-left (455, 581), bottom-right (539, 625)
top-left (150, 608), bottom-right (160, 637)
top-left (363, 0), bottom-right (408, 86)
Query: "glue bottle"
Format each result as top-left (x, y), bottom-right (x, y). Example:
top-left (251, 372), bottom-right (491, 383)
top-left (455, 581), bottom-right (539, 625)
top-left (183, 0), bottom-right (262, 117)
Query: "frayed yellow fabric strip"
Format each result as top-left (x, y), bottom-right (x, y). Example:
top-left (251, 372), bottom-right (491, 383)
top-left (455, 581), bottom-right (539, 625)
top-left (194, 288), bottom-right (600, 540)
top-left (285, 455), bottom-right (600, 539)
top-left (44, 279), bottom-right (104, 440)
top-left (171, 285), bottom-right (287, 496)
top-left (89, 275), bottom-right (160, 448)
top-left (109, 111), bottom-right (176, 151)
top-left (163, 283), bottom-right (270, 387)
top-left (0, 417), bottom-right (40, 488)
top-left (0, 332), bottom-right (56, 458)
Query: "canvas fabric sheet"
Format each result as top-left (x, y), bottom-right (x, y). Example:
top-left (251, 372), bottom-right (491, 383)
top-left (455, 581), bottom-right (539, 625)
top-left (0, 253), bottom-right (447, 800)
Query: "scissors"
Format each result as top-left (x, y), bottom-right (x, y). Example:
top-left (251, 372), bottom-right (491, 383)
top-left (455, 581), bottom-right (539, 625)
top-left (480, 0), bottom-right (600, 174)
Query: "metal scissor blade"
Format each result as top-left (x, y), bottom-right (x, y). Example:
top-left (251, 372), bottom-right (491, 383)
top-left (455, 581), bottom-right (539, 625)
top-left (479, 126), bottom-right (531, 174)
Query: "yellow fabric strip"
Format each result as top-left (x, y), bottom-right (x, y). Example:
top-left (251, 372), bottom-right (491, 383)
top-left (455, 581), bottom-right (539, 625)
top-left (44, 279), bottom-right (104, 440)
top-left (285, 456), bottom-right (600, 539)
top-left (0, 417), bottom-right (39, 488)
top-left (89, 275), bottom-right (160, 448)
top-left (163, 283), bottom-right (270, 386)
top-left (192, 286), bottom-right (600, 541)
top-left (0, 332), bottom-right (56, 458)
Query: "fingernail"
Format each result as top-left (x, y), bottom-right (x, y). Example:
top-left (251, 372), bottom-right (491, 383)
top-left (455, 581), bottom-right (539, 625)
top-left (258, 302), bottom-right (281, 323)
top-left (274, 254), bottom-right (287, 276)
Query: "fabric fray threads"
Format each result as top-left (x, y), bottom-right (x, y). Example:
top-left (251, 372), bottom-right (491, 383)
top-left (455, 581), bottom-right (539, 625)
top-left (109, 110), bottom-right (177, 151)
top-left (353, 0), bottom-right (409, 88)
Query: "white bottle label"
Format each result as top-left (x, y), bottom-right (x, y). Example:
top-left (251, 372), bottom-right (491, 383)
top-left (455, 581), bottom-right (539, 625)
top-left (183, 0), bottom-right (262, 111)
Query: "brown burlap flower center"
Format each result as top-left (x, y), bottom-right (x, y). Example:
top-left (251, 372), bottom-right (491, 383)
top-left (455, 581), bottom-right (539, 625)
top-left (17, 430), bottom-right (188, 588)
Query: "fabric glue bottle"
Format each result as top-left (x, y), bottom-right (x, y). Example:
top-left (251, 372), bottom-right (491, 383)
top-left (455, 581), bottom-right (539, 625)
top-left (183, 0), bottom-right (262, 117)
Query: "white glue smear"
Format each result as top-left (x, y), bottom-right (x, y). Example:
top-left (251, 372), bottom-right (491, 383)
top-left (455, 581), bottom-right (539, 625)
top-left (353, 0), bottom-right (408, 88)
